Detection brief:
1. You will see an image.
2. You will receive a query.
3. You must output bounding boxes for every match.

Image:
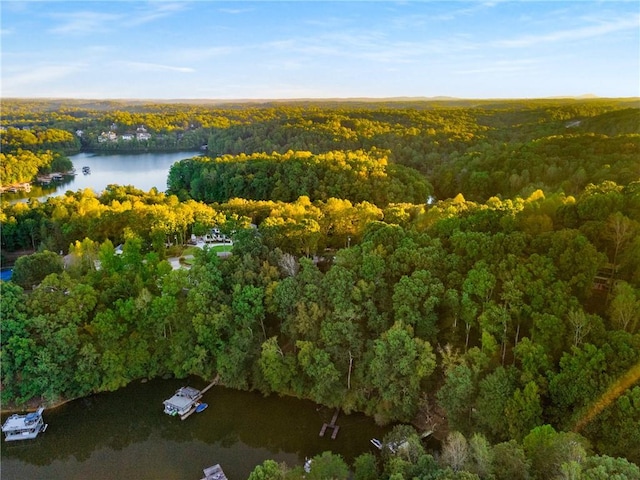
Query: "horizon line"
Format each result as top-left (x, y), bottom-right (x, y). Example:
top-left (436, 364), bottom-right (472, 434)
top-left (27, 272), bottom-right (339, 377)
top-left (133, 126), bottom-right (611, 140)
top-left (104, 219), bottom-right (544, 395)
top-left (4, 94), bottom-right (640, 103)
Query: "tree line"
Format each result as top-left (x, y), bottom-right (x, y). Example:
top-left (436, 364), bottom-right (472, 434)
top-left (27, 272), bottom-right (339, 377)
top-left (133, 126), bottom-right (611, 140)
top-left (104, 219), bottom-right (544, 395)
top-left (167, 149), bottom-right (432, 206)
top-left (1, 100), bottom-right (639, 475)
top-left (0, 127), bottom-right (77, 185)
top-left (248, 424), bottom-right (640, 480)
top-left (2, 179), bottom-right (638, 464)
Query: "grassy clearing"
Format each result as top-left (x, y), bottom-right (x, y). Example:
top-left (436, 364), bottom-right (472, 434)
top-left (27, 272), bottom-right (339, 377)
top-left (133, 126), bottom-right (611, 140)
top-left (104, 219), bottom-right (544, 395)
top-left (180, 244), bottom-right (233, 257)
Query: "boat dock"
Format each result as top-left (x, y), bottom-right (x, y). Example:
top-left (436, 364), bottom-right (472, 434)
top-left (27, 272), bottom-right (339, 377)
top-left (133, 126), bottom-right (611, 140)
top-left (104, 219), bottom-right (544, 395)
top-left (319, 408), bottom-right (340, 439)
top-left (181, 376), bottom-right (219, 420)
top-left (200, 463), bottom-right (227, 480)
top-left (0, 182), bottom-right (31, 194)
top-left (164, 376), bottom-right (219, 421)
top-left (200, 375), bottom-right (220, 396)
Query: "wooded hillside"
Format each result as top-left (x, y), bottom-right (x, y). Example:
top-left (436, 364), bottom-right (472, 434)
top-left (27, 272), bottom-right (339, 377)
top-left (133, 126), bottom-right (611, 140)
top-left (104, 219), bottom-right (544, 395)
top-left (1, 99), bottom-right (639, 478)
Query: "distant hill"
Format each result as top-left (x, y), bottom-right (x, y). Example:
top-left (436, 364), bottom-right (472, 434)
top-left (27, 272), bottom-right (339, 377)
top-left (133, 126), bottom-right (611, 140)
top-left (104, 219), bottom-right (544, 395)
top-left (544, 94), bottom-right (600, 99)
top-left (5, 96), bottom-right (639, 111)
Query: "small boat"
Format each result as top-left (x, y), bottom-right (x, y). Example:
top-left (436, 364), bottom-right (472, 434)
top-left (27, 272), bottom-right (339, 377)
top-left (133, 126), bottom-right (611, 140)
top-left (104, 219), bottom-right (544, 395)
top-left (370, 437), bottom-right (408, 453)
top-left (2, 407), bottom-right (48, 441)
top-left (195, 403), bottom-right (208, 413)
top-left (82, 166), bottom-right (91, 175)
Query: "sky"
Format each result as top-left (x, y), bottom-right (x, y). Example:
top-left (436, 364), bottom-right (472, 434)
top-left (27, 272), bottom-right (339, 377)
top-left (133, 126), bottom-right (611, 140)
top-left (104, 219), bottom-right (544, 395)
top-left (1, 1), bottom-right (639, 100)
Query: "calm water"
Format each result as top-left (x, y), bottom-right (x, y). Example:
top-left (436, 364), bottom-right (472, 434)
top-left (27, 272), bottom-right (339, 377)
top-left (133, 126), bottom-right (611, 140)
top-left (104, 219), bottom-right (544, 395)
top-left (1, 378), bottom-right (390, 479)
top-left (1, 151), bottom-right (393, 478)
top-left (3, 151), bottom-right (200, 202)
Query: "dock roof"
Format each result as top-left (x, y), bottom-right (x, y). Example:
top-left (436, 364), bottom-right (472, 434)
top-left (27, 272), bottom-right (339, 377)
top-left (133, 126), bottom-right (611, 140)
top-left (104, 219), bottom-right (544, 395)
top-left (201, 464), bottom-right (227, 480)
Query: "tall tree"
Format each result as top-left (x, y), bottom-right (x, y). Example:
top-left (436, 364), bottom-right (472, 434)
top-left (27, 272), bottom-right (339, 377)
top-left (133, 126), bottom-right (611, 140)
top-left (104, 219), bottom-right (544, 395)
top-left (368, 322), bottom-right (436, 422)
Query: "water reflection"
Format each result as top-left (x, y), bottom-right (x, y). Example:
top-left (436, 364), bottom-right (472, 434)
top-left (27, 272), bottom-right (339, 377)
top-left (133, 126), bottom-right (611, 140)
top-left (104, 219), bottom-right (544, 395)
top-left (1, 180), bottom-right (71, 203)
top-left (1, 378), bottom-right (390, 479)
top-left (1, 151), bottom-right (199, 203)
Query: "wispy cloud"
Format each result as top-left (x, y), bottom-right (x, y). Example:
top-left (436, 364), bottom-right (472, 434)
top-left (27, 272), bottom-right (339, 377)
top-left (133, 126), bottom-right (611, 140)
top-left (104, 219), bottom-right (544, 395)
top-left (493, 15), bottom-right (640, 48)
top-left (2, 63), bottom-right (85, 91)
top-left (48, 11), bottom-right (122, 34)
top-left (48, 3), bottom-right (186, 34)
top-left (454, 59), bottom-right (539, 75)
top-left (169, 46), bottom-right (238, 62)
top-left (115, 61), bottom-right (195, 73)
top-left (124, 2), bottom-right (188, 27)
top-left (263, 31), bottom-right (477, 65)
top-left (219, 8), bottom-right (253, 15)
top-left (390, 0), bottom-right (501, 27)
top-left (305, 17), bottom-right (352, 29)
top-left (1, 28), bottom-right (13, 36)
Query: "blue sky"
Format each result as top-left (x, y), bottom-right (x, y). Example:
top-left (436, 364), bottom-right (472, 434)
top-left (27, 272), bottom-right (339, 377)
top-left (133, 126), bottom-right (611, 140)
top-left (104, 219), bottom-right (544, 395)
top-left (1, 1), bottom-right (639, 99)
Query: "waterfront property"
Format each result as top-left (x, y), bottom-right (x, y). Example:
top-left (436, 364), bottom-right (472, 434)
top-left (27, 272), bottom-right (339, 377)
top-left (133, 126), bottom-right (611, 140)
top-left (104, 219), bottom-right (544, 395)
top-left (0, 182), bottom-right (31, 194)
top-left (1, 378), bottom-right (388, 478)
top-left (2, 408), bottom-right (48, 441)
top-left (163, 386), bottom-right (203, 419)
top-left (163, 378), bottom-right (219, 420)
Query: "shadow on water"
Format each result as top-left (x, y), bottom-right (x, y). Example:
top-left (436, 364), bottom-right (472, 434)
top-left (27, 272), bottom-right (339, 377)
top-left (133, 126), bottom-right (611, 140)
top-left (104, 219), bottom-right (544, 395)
top-left (1, 377), bottom-right (391, 480)
top-left (1, 151), bottom-right (200, 204)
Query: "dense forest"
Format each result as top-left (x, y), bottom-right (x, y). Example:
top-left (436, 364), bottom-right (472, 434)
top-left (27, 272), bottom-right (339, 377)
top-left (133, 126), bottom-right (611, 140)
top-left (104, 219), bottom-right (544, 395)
top-left (1, 98), bottom-right (639, 479)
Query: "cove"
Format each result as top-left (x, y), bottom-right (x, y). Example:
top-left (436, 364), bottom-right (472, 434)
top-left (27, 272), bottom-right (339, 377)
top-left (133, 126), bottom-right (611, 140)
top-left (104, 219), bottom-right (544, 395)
top-left (3, 151), bottom-right (200, 203)
top-left (1, 377), bottom-right (391, 479)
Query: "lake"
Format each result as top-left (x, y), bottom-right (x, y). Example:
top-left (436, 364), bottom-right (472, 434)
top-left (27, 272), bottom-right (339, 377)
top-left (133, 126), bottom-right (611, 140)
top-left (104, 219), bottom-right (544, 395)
top-left (3, 151), bottom-right (200, 203)
top-left (1, 378), bottom-right (390, 479)
top-left (1, 150), bottom-right (396, 478)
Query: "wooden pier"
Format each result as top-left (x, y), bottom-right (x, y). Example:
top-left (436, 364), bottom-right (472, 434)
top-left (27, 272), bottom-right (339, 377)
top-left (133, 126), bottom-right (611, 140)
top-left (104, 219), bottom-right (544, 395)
top-left (319, 408), bottom-right (340, 440)
top-left (180, 376), bottom-right (219, 421)
top-left (200, 375), bottom-right (220, 395)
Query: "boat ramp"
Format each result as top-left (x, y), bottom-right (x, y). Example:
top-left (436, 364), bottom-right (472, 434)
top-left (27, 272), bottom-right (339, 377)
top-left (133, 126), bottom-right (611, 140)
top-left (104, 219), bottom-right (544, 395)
top-left (2, 407), bottom-right (48, 441)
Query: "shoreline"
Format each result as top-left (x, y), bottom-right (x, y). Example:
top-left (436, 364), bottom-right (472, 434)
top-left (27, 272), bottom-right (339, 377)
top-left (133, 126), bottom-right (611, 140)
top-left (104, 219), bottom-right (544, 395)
top-left (1, 375), bottom-right (441, 439)
top-left (0, 182), bottom-right (32, 194)
top-left (1, 395), bottom-right (82, 416)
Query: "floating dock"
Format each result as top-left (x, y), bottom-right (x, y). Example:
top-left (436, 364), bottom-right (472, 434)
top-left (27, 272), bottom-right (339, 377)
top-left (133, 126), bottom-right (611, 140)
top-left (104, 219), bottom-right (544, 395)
top-left (164, 386), bottom-right (202, 419)
top-left (163, 376), bottom-right (219, 420)
top-left (201, 463), bottom-right (227, 480)
top-left (319, 408), bottom-right (340, 439)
